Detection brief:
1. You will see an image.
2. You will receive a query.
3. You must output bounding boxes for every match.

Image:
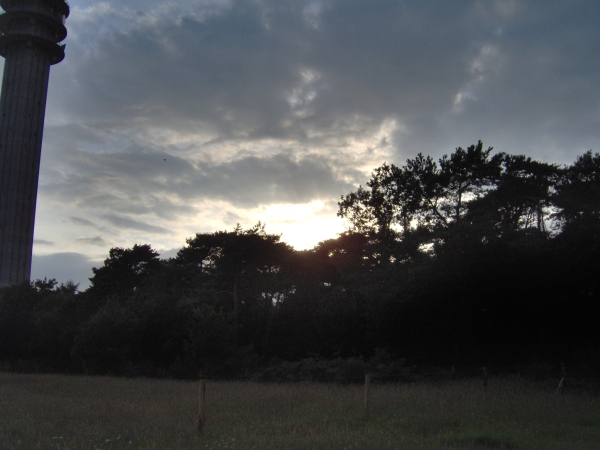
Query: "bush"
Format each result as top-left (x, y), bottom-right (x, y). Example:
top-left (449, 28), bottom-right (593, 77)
top-left (335, 358), bottom-right (366, 384)
top-left (71, 300), bottom-right (140, 375)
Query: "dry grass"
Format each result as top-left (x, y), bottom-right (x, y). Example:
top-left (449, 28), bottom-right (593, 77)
top-left (1, 372), bottom-right (599, 449)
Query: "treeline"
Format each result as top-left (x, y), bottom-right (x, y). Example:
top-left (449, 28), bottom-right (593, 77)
top-left (1, 142), bottom-right (598, 378)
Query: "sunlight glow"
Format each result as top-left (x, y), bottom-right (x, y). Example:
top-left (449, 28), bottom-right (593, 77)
top-left (251, 200), bottom-right (344, 250)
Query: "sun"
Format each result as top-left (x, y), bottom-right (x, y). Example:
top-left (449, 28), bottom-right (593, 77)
top-left (251, 200), bottom-right (345, 250)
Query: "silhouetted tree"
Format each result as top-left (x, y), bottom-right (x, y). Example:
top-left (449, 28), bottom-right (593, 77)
top-left (177, 223), bottom-right (294, 357)
top-left (88, 244), bottom-right (162, 300)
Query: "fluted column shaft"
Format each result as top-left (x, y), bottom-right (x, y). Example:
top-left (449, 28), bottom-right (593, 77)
top-left (0, 0), bottom-right (69, 287)
top-left (0, 42), bottom-right (51, 286)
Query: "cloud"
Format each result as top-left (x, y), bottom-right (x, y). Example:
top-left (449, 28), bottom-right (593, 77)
top-left (26, 0), bottom-right (600, 267)
top-left (33, 239), bottom-right (55, 247)
top-left (74, 237), bottom-right (111, 247)
top-left (70, 216), bottom-right (100, 227)
top-left (31, 252), bottom-right (101, 290)
top-left (47, 0), bottom-right (599, 160)
top-left (103, 213), bottom-right (171, 234)
top-left (158, 247), bottom-right (180, 260)
top-left (190, 152), bottom-right (354, 206)
top-left (41, 145), bottom-right (353, 214)
top-left (57, 0), bottom-right (473, 140)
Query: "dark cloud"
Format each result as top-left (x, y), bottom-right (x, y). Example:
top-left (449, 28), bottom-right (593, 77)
top-left (389, 1), bottom-right (600, 162)
top-left (48, 0), bottom-right (599, 159)
top-left (58, 1), bottom-right (454, 139)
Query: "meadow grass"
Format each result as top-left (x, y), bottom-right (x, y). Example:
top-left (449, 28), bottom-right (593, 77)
top-left (1, 372), bottom-right (599, 449)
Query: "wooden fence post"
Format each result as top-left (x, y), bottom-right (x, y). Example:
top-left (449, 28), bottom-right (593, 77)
top-left (557, 362), bottom-right (567, 395)
top-left (482, 367), bottom-right (489, 399)
top-left (198, 380), bottom-right (206, 433)
top-left (364, 373), bottom-right (371, 418)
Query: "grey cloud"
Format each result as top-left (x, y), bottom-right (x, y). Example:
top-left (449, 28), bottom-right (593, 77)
top-left (70, 216), bottom-right (98, 227)
top-left (188, 152), bottom-right (354, 206)
top-left (394, 1), bottom-right (600, 162)
top-left (223, 211), bottom-right (242, 225)
top-left (150, 199), bottom-right (198, 220)
top-left (33, 239), bottom-right (55, 246)
top-left (74, 237), bottom-right (111, 247)
top-left (59, 4), bottom-right (297, 136)
top-left (65, 147), bottom-right (196, 194)
top-left (158, 247), bottom-right (180, 260)
top-left (103, 213), bottom-right (171, 234)
top-left (50, 0), bottom-right (599, 159)
top-left (31, 252), bottom-right (100, 290)
top-left (44, 123), bottom-right (106, 146)
top-left (44, 146), bottom-right (353, 211)
top-left (79, 194), bottom-right (154, 216)
top-left (42, 146), bottom-right (197, 213)
top-left (57, 0), bottom-right (472, 139)
top-left (30, 0), bottom-right (600, 258)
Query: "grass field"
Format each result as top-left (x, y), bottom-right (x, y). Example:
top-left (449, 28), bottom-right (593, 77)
top-left (1, 372), bottom-right (599, 449)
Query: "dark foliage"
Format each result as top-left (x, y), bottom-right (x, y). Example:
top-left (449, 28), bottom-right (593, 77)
top-left (1, 145), bottom-right (599, 377)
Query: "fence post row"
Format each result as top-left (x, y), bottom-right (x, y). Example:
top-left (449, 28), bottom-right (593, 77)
top-left (194, 364), bottom-right (578, 432)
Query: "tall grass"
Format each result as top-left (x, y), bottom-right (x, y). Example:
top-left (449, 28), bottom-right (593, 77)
top-left (1, 373), bottom-right (598, 449)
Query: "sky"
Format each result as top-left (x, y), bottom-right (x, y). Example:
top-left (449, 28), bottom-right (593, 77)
top-left (4, 0), bottom-right (597, 289)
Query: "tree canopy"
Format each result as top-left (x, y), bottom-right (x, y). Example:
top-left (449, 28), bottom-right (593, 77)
top-left (1, 145), bottom-right (599, 378)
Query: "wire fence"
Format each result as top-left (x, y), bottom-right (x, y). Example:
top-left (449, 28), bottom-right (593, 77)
top-left (195, 363), bottom-right (600, 433)
top-left (196, 362), bottom-right (600, 384)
